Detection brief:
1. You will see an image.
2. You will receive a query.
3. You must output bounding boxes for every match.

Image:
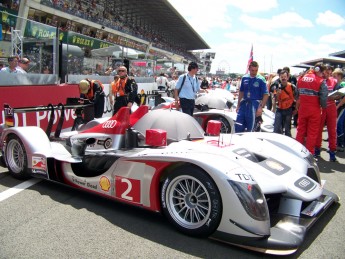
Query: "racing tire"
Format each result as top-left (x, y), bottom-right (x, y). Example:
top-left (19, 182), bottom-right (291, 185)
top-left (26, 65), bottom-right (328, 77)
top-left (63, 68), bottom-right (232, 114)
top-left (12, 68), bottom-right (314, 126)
top-left (161, 166), bottom-right (222, 237)
top-left (209, 116), bottom-right (232, 133)
top-left (5, 134), bottom-right (31, 180)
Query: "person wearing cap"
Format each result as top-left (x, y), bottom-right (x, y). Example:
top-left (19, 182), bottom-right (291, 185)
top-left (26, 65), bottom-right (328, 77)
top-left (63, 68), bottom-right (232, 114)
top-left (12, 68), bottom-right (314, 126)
top-left (79, 79), bottom-right (105, 118)
top-left (174, 61), bottom-right (201, 116)
top-left (0, 56), bottom-right (19, 73)
top-left (332, 68), bottom-right (345, 152)
top-left (314, 64), bottom-right (338, 161)
top-left (295, 63), bottom-right (328, 159)
top-left (112, 66), bottom-right (138, 115)
top-left (16, 58), bottom-right (30, 74)
top-left (235, 61), bottom-right (269, 132)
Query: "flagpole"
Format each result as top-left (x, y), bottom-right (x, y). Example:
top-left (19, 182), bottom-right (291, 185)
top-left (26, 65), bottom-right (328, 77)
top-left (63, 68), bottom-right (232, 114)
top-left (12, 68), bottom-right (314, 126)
top-left (245, 44), bottom-right (253, 74)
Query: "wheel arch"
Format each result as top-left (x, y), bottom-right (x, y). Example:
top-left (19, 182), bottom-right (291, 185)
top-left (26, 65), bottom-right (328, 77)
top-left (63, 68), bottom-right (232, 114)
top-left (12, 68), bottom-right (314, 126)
top-left (2, 127), bottom-right (52, 166)
top-left (207, 114), bottom-right (235, 133)
top-left (158, 161), bottom-right (224, 237)
top-left (158, 161), bottom-right (223, 209)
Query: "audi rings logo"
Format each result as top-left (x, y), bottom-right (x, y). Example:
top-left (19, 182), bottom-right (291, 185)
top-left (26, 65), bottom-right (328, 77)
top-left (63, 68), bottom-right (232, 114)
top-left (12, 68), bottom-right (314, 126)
top-left (102, 120), bottom-right (117, 129)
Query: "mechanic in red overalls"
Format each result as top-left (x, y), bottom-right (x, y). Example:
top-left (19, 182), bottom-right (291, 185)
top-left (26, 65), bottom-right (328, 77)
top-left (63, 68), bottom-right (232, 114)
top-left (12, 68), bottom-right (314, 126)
top-left (315, 64), bottom-right (338, 161)
top-left (295, 63), bottom-right (328, 157)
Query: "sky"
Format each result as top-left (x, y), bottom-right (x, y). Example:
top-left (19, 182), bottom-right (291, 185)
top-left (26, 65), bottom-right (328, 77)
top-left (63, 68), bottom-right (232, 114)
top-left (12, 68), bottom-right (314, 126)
top-left (168, 0), bottom-right (345, 75)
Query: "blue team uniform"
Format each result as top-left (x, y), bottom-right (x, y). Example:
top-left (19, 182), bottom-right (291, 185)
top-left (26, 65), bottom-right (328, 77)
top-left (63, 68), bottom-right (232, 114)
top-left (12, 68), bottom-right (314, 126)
top-left (235, 74), bottom-right (268, 132)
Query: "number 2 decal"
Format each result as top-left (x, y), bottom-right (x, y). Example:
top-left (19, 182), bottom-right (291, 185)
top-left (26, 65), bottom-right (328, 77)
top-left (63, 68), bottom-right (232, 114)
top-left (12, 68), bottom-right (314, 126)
top-left (115, 176), bottom-right (141, 203)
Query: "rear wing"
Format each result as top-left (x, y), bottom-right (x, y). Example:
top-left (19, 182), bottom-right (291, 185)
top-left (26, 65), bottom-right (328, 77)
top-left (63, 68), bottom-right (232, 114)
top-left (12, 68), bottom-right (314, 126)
top-left (2, 100), bottom-right (93, 138)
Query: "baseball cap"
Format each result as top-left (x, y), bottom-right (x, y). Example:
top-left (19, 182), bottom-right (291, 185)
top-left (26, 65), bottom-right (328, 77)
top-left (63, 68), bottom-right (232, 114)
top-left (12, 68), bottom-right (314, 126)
top-left (79, 80), bottom-right (90, 94)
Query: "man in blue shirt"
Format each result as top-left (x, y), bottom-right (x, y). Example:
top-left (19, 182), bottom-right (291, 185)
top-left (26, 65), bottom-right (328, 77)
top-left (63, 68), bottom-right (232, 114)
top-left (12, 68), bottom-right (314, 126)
top-left (174, 62), bottom-right (201, 116)
top-left (235, 61), bottom-right (269, 132)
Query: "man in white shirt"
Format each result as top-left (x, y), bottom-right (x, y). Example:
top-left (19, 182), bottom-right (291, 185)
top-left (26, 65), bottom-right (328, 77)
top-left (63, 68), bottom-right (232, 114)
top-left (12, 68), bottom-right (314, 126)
top-left (156, 73), bottom-right (169, 90)
top-left (174, 62), bottom-right (201, 116)
top-left (0, 56), bottom-right (19, 73)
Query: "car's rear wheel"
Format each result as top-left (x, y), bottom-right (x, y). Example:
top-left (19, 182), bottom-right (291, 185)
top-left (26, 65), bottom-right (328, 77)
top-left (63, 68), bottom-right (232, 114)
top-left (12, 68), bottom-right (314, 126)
top-left (5, 135), bottom-right (30, 179)
top-left (161, 166), bottom-right (222, 237)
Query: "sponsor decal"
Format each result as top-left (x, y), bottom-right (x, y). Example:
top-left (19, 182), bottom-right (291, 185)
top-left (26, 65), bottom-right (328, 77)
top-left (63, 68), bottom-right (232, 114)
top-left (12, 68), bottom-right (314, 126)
top-left (302, 77), bottom-right (314, 83)
top-left (32, 169), bottom-right (48, 177)
top-left (99, 176), bottom-right (111, 192)
top-left (253, 81), bottom-right (259, 87)
top-left (71, 177), bottom-right (97, 190)
top-left (235, 173), bottom-right (255, 182)
top-left (32, 157), bottom-right (47, 171)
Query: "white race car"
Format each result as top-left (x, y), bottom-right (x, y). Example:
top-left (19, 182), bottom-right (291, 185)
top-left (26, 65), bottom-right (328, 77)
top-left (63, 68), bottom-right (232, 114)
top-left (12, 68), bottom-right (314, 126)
top-left (154, 91), bottom-right (275, 133)
top-left (0, 104), bottom-right (338, 255)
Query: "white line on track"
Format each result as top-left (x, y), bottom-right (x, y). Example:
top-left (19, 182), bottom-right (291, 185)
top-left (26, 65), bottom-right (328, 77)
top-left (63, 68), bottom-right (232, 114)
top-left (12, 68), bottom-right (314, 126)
top-left (0, 178), bottom-right (41, 202)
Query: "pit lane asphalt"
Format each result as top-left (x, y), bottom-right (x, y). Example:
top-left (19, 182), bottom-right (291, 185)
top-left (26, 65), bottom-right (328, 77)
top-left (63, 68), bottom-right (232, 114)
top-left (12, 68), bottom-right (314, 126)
top-left (0, 129), bottom-right (344, 258)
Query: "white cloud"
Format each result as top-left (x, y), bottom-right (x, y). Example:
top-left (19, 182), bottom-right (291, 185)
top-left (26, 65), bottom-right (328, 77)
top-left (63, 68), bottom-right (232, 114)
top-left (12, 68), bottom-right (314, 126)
top-left (320, 29), bottom-right (345, 43)
top-left (240, 12), bottom-right (313, 31)
top-left (226, 0), bottom-right (278, 13)
top-left (211, 31), bottom-right (335, 74)
top-left (168, 0), bottom-right (343, 74)
top-left (316, 10), bottom-right (345, 27)
top-left (168, 0), bottom-right (232, 33)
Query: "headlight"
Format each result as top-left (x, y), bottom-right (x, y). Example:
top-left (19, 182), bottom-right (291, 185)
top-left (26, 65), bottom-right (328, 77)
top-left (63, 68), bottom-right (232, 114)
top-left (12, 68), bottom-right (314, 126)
top-left (228, 180), bottom-right (269, 221)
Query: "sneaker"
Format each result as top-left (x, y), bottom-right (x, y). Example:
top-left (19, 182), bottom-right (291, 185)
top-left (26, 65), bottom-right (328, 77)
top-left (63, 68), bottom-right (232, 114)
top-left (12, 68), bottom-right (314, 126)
top-left (337, 145), bottom-right (344, 152)
top-left (314, 148), bottom-right (321, 158)
top-left (329, 151), bottom-right (337, 162)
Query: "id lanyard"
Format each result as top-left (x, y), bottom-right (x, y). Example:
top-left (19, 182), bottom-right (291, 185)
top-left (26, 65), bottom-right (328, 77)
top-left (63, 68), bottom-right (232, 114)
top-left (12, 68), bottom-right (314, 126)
top-left (187, 75), bottom-right (195, 93)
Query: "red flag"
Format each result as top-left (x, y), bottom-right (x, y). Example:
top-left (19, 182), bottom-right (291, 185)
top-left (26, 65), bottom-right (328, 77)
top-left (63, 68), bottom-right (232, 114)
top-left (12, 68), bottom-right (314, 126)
top-left (245, 44), bottom-right (253, 74)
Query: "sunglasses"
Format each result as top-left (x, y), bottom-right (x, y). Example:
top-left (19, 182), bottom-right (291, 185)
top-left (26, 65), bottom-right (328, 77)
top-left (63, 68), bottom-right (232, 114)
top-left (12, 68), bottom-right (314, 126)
top-left (118, 70), bottom-right (126, 72)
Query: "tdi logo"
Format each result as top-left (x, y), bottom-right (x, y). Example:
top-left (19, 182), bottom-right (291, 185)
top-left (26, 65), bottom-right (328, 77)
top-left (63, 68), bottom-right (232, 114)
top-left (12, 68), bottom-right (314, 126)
top-left (294, 177), bottom-right (316, 193)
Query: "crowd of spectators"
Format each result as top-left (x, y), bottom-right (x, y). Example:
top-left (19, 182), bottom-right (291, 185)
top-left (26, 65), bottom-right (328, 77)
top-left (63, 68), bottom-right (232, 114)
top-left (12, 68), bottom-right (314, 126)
top-left (39, 0), bottom-right (198, 62)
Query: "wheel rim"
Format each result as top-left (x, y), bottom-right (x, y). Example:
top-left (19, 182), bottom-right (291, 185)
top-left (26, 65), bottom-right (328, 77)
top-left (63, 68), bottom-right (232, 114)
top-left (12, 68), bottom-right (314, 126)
top-left (219, 119), bottom-right (229, 133)
top-left (6, 139), bottom-right (25, 174)
top-left (166, 175), bottom-right (211, 229)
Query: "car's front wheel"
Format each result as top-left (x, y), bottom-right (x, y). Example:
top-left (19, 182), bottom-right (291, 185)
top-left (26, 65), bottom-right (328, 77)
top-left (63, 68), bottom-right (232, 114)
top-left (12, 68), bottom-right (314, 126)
top-left (161, 166), bottom-right (222, 237)
top-left (5, 134), bottom-right (30, 179)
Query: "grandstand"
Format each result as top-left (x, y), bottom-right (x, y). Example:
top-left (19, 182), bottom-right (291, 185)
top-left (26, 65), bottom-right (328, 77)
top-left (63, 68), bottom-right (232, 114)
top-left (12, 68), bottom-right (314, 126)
top-left (0, 0), bottom-right (214, 77)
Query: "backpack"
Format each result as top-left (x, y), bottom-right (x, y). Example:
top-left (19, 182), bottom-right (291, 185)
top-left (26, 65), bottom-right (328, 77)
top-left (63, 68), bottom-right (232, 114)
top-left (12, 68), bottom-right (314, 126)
top-left (178, 75), bottom-right (198, 96)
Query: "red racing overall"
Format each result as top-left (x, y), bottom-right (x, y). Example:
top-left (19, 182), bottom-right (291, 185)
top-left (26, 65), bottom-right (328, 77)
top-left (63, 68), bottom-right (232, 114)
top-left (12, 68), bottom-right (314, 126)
top-left (296, 71), bottom-right (324, 154)
top-left (315, 77), bottom-right (337, 152)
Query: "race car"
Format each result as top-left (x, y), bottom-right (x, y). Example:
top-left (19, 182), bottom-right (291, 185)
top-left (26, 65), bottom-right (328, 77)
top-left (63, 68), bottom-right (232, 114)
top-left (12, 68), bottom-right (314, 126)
top-left (0, 104), bottom-right (338, 255)
top-left (153, 93), bottom-right (275, 134)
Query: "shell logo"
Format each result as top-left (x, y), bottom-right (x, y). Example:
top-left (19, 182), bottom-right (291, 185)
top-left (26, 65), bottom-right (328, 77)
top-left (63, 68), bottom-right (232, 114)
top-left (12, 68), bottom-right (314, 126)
top-left (99, 176), bottom-right (111, 192)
